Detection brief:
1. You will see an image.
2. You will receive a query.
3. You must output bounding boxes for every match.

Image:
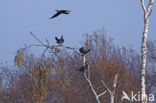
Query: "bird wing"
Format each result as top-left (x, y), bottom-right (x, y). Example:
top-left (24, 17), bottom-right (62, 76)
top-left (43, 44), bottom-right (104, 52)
top-left (55, 37), bottom-right (58, 41)
top-left (65, 10), bottom-right (71, 12)
top-left (49, 12), bottom-right (61, 19)
top-left (61, 10), bottom-right (71, 14)
top-left (79, 67), bottom-right (84, 71)
top-left (79, 47), bottom-right (83, 52)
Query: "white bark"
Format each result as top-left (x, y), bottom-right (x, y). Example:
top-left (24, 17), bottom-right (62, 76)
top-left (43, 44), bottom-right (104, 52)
top-left (83, 55), bottom-right (118, 103)
top-left (140, 0), bottom-right (154, 103)
top-left (101, 74), bottom-right (118, 103)
top-left (83, 56), bottom-right (106, 103)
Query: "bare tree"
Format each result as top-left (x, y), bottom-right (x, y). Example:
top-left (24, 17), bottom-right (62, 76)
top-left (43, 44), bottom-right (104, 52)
top-left (2, 31), bottom-right (150, 102)
top-left (83, 55), bottom-right (118, 103)
top-left (29, 32), bottom-right (120, 103)
top-left (83, 56), bottom-right (105, 103)
top-left (101, 74), bottom-right (118, 103)
top-left (140, 0), bottom-right (154, 103)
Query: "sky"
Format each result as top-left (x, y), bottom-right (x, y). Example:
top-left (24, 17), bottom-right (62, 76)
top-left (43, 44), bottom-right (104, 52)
top-left (0, 0), bottom-right (156, 65)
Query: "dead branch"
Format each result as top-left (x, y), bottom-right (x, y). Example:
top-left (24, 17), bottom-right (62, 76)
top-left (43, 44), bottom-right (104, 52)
top-left (29, 31), bottom-right (81, 57)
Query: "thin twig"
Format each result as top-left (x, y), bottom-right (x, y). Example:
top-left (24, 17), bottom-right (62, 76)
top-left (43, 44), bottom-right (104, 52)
top-left (140, 0), bottom-right (147, 13)
top-left (41, 47), bottom-right (49, 58)
top-left (101, 80), bottom-right (112, 94)
top-left (29, 31), bottom-right (81, 56)
top-left (30, 31), bottom-right (44, 45)
top-left (97, 91), bottom-right (107, 98)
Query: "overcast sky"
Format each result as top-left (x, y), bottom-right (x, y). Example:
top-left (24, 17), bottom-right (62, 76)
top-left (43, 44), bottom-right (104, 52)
top-left (0, 0), bottom-right (156, 64)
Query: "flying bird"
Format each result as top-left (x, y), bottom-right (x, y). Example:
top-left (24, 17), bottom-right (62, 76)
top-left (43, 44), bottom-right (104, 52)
top-left (79, 63), bottom-right (89, 71)
top-left (55, 35), bottom-right (64, 45)
top-left (79, 47), bottom-right (90, 55)
top-left (49, 10), bottom-right (71, 19)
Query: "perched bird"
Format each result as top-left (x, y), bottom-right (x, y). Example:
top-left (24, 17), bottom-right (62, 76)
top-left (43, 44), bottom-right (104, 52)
top-left (49, 10), bottom-right (71, 19)
top-left (55, 35), bottom-right (64, 45)
top-left (79, 47), bottom-right (90, 55)
top-left (79, 63), bottom-right (89, 71)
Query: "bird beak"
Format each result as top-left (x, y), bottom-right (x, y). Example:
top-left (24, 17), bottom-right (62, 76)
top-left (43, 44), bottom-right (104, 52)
top-left (67, 10), bottom-right (71, 12)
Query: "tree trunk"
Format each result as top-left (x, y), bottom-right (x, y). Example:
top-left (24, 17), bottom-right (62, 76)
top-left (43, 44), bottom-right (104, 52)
top-left (140, 0), bottom-right (154, 102)
top-left (110, 94), bottom-right (114, 103)
top-left (140, 16), bottom-right (148, 103)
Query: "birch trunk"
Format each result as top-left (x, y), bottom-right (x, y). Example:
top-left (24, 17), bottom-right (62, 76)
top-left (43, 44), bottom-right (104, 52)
top-left (140, 16), bottom-right (148, 103)
top-left (110, 94), bottom-right (114, 103)
top-left (101, 74), bottom-right (118, 103)
top-left (83, 55), bottom-right (101, 103)
top-left (140, 0), bottom-right (154, 103)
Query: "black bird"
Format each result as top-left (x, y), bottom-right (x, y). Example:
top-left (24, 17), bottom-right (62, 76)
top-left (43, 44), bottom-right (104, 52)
top-left (79, 63), bottom-right (89, 71)
top-left (49, 10), bottom-right (71, 19)
top-left (79, 47), bottom-right (90, 55)
top-left (55, 35), bottom-right (64, 45)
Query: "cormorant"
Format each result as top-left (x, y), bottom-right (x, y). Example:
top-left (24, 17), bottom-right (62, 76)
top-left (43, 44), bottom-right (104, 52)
top-left (79, 63), bottom-right (89, 71)
top-left (79, 47), bottom-right (90, 55)
top-left (49, 10), bottom-right (71, 19)
top-left (55, 35), bottom-right (64, 45)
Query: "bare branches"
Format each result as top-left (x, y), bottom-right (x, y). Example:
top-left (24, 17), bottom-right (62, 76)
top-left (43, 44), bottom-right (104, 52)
top-left (30, 31), bottom-right (44, 46)
top-left (55, 45), bottom-right (81, 55)
top-left (101, 74), bottom-right (118, 103)
top-left (147, 0), bottom-right (154, 17)
top-left (97, 91), bottom-right (107, 98)
top-left (140, 0), bottom-right (147, 13)
top-left (140, 0), bottom-right (154, 18)
top-left (29, 31), bottom-right (121, 103)
top-left (101, 80), bottom-right (111, 94)
top-left (82, 55), bottom-right (104, 103)
top-left (113, 74), bottom-right (118, 88)
top-left (83, 69), bottom-right (101, 103)
top-left (29, 31), bottom-right (81, 57)
top-left (147, 0), bottom-right (154, 12)
top-left (82, 53), bottom-right (119, 103)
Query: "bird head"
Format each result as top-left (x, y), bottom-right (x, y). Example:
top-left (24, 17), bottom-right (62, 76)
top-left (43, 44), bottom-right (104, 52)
top-left (67, 10), bottom-right (71, 12)
top-left (55, 10), bottom-right (60, 12)
top-left (80, 47), bottom-right (84, 50)
top-left (61, 35), bottom-right (63, 39)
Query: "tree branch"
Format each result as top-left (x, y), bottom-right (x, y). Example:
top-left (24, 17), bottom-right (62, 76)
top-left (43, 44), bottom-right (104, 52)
top-left (101, 74), bottom-right (118, 103)
top-left (84, 72), bottom-right (101, 103)
top-left (97, 91), bottom-right (107, 98)
top-left (140, 0), bottom-right (147, 13)
top-left (29, 31), bottom-right (81, 56)
top-left (147, 0), bottom-right (154, 17)
top-left (101, 80), bottom-right (112, 94)
top-left (30, 31), bottom-right (44, 46)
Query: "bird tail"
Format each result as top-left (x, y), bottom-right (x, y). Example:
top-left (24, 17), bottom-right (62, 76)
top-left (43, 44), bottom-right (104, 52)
top-left (87, 48), bottom-right (91, 52)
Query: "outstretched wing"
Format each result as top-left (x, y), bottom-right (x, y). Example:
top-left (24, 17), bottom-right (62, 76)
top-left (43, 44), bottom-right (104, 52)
top-left (64, 10), bottom-right (71, 13)
top-left (49, 12), bottom-right (61, 19)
